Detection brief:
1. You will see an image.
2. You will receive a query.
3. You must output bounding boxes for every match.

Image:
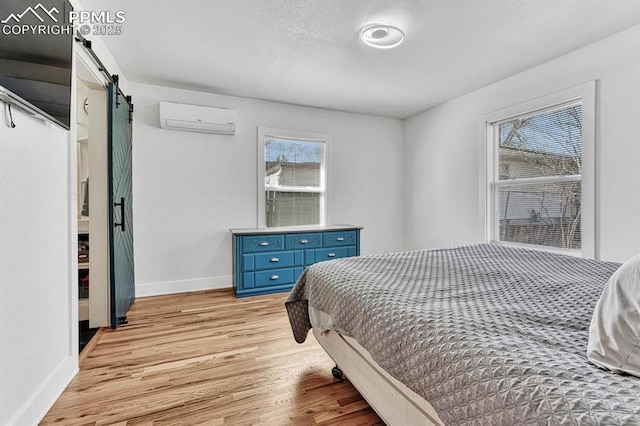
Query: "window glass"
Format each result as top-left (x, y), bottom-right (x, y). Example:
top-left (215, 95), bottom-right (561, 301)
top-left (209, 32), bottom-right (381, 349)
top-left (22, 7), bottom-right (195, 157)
top-left (497, 181), bottom-right (581, 249)
top-left (499, 105), bottom-right (582, 179)
top-left (259, 129), bottom-right (328, 228)
top-left (265, 139), bottom-right (324, 188)
top-left (494, 103), bottom-right (582, 250)
top-left (265, 191), bottom-right (320, 227)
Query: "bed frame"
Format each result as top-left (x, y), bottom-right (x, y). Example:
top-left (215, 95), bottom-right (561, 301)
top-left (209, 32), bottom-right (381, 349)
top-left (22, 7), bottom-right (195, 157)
top-left (312, 327), bottom-right (443, 426)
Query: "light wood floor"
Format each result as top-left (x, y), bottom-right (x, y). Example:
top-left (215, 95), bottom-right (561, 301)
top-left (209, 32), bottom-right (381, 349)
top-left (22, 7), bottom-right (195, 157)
top-left (42, 290), bottom-right (383, 425)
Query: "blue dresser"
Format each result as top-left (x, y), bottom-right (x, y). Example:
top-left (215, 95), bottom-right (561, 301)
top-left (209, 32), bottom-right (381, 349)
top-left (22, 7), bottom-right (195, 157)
top-left (230, 225), bottom-right (362, 297)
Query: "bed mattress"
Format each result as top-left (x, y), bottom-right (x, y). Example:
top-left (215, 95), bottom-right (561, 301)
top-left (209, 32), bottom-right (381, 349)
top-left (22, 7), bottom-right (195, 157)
top-left (286, 244), bottom-right (640, 425)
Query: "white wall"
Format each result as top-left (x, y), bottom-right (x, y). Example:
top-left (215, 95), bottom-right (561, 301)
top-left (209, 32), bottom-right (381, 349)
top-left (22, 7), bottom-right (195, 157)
top-left (404, 25), bottom-right (640, 262)
top-left (130, 82), bottom-right (405, 296)
top-left (0, 109), bottom-right (76, 424)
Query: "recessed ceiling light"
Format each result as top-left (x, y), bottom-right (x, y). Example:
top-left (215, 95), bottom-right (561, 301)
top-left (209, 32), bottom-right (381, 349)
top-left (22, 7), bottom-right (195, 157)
top-left (359, 23), bottom-right (405, 49)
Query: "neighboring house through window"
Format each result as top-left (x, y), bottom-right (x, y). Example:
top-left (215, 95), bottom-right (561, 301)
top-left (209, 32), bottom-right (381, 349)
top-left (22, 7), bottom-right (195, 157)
top-left (484, 82), bottom-right (596, 257)
top-left (258, 127), bottom-right (330, 228)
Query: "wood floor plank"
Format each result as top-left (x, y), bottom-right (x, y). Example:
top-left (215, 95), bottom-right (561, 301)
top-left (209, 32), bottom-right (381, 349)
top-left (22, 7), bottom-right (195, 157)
top-left (41, 290), bottom-right (383, 425)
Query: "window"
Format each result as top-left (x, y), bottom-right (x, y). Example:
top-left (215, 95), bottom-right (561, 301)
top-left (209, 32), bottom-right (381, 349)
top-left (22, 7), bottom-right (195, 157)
top-left (258, 127), bottom-right (329, 228)
top-left (484, 82), bottom-right (596, 256)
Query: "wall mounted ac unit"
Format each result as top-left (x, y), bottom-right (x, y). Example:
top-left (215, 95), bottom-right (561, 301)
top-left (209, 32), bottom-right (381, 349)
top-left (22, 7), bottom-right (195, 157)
top-left (159, 101), bottom-right (236, 135)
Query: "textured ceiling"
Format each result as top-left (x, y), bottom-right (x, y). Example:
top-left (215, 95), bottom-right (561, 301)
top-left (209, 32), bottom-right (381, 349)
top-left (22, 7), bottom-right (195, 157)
top-left (78, 0), bottom-right (640, 118)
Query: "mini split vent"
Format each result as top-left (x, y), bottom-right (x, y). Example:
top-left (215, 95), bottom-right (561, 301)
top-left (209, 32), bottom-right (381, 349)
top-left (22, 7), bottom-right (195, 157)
top-left (159, 101), bottom-right (237, 135)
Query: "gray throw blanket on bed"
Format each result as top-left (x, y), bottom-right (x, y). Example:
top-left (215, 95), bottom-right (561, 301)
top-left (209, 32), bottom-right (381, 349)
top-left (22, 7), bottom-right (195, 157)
top-left (285, 244), bottom-right (640, 425)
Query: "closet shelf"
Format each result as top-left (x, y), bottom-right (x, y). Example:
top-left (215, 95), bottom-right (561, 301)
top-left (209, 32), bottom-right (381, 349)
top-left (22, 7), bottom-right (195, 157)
top-left (78, 218), bottom-right (90, 233)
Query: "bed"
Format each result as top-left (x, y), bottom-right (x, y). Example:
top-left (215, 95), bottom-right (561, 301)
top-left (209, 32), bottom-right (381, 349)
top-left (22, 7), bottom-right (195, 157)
top-left (285, 244), bottom-right (640, 425)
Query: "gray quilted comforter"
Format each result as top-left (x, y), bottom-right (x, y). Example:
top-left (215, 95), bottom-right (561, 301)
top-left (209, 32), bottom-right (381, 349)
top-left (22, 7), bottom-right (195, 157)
top-left (285, 244), bottom-right (640, 425)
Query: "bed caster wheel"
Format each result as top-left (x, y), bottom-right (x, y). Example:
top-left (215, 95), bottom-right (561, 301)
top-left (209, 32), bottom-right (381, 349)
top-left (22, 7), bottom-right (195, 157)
top-left (331, 365), bottom-right (344, 380)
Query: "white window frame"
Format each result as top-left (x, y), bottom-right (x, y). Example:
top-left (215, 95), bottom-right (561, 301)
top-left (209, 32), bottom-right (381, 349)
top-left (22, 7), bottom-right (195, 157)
top-left (257, 126), bottom-right (331, 228)
top-left (481, 81), bottom-right (597, 258)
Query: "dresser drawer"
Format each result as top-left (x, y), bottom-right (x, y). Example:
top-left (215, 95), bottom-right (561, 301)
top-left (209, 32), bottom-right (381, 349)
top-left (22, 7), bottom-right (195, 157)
top-left (285, 233), bottom-right (322, 250)
top-left (242, 235), bottom-right (284, 253)
top-left (254, 268), bottom-right (295, 288)
top-left (323, 231), bottom-right (357, 247)
top-left (254, 251), bottom-right (298, 270)
top-left (307, 246), bottom-right (354, 263)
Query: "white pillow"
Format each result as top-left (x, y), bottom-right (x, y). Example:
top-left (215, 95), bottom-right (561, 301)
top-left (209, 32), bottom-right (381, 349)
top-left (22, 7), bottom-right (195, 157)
top-left (587, 253), bottom-right (640, 377)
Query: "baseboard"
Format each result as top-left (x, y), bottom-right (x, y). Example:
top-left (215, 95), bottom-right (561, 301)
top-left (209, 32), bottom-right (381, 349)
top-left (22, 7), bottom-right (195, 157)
top-left (79, 327), bottom-right (105, 366)
top-left (10, 355), bottom-right (78, 426)
top-left (136, 275), bottom-right (232, 298)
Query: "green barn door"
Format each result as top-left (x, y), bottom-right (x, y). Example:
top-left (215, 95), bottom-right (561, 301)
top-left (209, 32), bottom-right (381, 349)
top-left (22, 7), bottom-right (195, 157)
top-left (107, 80), bottom-right (135, 328)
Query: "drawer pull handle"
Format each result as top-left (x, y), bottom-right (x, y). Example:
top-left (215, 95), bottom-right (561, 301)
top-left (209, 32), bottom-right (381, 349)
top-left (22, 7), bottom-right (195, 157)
top-left (336, 237), bottom-right (344, 241)
top-left (328, 253), bottom-right (336, 257)
top-left (270, 257), bottom-right (279, 262)
top-left (259, 242), bottom-right (269, 246)
top-left (270, 274), bottom-right (279, 280)
top-left (300, 239), bottom-right (309, 244)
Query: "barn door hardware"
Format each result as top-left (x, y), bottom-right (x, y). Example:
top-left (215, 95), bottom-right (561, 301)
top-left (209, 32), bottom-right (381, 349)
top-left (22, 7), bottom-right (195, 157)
top-left (114, 197), bottom-right (125, 232)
